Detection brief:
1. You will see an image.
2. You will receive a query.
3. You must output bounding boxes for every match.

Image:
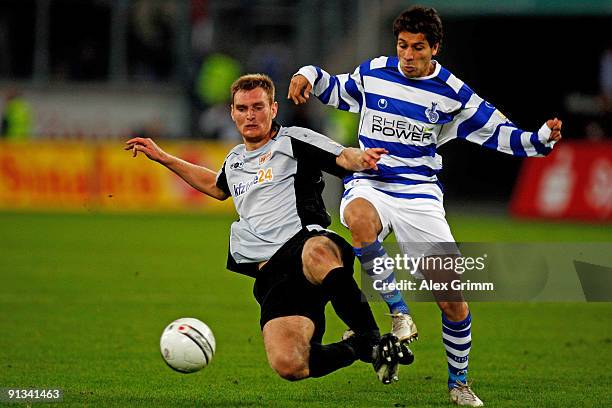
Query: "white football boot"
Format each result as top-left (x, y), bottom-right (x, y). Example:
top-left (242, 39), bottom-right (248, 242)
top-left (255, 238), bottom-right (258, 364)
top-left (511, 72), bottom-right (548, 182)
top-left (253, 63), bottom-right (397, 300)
top-left (389, 312), bottom-right (418, 343)
top-left (449, 381), bottom-right (484, 407)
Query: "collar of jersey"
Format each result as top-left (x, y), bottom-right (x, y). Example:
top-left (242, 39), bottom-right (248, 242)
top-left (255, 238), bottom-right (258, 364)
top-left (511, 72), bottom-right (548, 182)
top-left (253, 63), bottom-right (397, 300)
top-left (396, 59), bottom-right (441, 80)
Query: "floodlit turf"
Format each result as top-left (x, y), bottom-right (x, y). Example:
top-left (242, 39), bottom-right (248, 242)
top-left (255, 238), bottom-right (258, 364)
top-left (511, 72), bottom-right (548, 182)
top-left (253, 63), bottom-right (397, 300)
top-left (1, 212), bottom-right (611, 407)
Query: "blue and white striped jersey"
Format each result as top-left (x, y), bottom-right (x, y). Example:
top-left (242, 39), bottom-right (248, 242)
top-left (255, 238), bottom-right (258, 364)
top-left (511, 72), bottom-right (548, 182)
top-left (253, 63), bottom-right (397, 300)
top-left (296, 56), bottom-right (557, 201)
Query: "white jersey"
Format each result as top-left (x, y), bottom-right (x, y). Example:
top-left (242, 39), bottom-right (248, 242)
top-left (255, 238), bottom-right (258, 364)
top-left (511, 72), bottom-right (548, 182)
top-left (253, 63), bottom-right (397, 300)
top-left (296, 56), bottom-right (557, 202)
top-left (215, 124), bottom-right (348, 275)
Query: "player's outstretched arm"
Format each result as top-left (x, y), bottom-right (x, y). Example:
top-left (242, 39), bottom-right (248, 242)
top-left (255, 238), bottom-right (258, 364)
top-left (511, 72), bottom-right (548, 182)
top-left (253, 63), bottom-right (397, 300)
top-left (438, 91), bottom-right (564, 157)
top-left (337, 147), bottom-right (388, 172)
top-left (124, 137), bottom-right (229, 201)
top-left (288, 65), bottom-right (363, 113)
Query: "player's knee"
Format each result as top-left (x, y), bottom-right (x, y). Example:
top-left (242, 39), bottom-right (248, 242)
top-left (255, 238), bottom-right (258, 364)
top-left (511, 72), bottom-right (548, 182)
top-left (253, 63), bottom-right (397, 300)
top-left (344, 204), bottom-right (380, 244)
top-left (348, 221), bottom-right (378, 244)
top-left (270, 355), bottom-right (308, 381)
top-left (439, 301), bottom-right (469, 321)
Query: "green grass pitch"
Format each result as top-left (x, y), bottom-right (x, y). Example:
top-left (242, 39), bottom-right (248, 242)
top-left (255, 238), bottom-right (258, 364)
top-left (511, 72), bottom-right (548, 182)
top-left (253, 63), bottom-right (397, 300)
top-left (1, 212), bottom-right (611, 407)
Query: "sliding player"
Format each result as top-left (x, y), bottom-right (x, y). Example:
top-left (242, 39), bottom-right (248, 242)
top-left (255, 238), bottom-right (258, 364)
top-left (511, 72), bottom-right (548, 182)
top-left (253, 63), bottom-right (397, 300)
top-left (127, 74), bottom-right (407, 384)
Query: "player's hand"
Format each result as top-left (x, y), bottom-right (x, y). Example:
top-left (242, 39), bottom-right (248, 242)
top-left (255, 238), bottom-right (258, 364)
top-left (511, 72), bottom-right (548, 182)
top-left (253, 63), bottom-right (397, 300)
top-left (360, 148), bottom-right (388, 171)
top-left (545, 117), bottom-right (563, 143)
top-left (287, 75), bottom-right (312, 105)
top-left (124, 137), bottom-right (168, 164)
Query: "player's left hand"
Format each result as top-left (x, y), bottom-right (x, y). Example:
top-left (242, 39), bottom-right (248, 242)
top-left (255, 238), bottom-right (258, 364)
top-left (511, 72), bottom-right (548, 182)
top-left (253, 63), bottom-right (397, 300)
top-left (360, 148), bottom-right (388, 171)
top-left (545, 117), bottom-right (563, 143)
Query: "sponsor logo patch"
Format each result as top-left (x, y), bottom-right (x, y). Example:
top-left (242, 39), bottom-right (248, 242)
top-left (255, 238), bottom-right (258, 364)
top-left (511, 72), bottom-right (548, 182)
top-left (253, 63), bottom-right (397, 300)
top-left (230, 161), bottom-right (244, 170)
top-left (232, 168), bottom-right (274, 197)
top-left (371, 115), bottom-right (433, 142)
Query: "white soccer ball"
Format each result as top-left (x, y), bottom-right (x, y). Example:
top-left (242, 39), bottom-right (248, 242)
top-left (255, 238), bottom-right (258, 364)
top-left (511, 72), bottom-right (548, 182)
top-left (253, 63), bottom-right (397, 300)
top-left (160, 317), bottom-right (216, 373)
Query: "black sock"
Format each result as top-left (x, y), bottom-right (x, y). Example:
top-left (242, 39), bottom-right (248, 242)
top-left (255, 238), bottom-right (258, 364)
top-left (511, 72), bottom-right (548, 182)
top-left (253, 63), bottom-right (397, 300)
top-left (321, 267), bottom-right (379, 336)
top-left (308, 340), bottom-right (357, 378)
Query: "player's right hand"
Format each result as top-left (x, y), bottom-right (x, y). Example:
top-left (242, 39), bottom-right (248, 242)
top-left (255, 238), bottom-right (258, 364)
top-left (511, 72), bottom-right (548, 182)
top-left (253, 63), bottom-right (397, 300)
top-left (124, 137), bottom-right (168, 164)
top-left (287, 75), bottom-right (312, 105)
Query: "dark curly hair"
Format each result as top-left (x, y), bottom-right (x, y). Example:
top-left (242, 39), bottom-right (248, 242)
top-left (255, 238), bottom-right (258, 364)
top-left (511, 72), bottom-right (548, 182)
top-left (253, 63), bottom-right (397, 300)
top-left (393, 6), bottom-right (443, 49)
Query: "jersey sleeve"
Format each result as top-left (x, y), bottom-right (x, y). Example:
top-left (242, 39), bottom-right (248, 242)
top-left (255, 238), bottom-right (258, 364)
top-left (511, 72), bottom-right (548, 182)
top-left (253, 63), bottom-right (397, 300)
top-left (286, 127), bottom-right (350, 178)
top-left (295, 63), bottom-right (364, 113)
top-left (215, 161), bottom-right (231, 196)
top-left (438, 86), bottom-right (557, 157)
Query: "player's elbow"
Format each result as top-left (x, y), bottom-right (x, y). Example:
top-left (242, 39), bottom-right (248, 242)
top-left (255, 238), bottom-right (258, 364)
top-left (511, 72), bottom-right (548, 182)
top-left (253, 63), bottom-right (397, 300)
top-left (214, 192), bottom-right (230, 201)
top-left (197, 184), bottom-right (229, 201)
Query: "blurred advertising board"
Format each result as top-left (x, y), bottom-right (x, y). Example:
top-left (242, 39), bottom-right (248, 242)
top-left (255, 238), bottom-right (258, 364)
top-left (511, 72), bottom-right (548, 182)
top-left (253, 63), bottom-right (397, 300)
top-left (511, 141), bottom-right (612, 222)
top-left (0, 86), bottom-right (188, 139)
top-left (0, 141), bottom-right (236, 213)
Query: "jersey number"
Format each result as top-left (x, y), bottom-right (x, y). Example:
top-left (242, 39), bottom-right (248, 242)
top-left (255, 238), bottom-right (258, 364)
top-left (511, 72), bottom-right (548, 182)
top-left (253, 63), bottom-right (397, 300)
top-left (257, 168), bottom-right (273, 183)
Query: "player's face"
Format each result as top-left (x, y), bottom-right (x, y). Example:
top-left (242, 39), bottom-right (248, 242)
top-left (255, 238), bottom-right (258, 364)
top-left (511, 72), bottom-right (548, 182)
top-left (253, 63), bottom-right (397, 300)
top-left (396, 31), bottom-right (439, 78)
top-left (231, 88), bottom-right (278, 146)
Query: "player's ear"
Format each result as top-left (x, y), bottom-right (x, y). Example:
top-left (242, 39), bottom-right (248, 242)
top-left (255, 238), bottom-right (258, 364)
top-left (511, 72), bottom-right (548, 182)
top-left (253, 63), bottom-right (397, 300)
top-left (230, 104), bottom-right (236, 122)
top-left (271, 101), bottom-right (278, 119)
top-left (431, 43), bottom-right (440, 56)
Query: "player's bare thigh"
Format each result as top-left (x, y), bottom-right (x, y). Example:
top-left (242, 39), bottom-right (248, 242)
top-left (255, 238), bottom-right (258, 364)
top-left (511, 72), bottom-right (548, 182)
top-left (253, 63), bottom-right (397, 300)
top-left (262, 315), bottom-right (314, 381)
top-left (343, 198), bottom-right (383, 248)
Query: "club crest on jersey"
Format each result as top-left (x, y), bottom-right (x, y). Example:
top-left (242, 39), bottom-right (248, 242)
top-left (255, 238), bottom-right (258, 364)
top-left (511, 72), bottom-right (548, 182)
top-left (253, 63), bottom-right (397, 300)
top-left (425, 102), bottom-right (439, 123)
top-left (377, 98), bottom-right (388, 110)
top-left (258, 151), bottom-right (272, 165)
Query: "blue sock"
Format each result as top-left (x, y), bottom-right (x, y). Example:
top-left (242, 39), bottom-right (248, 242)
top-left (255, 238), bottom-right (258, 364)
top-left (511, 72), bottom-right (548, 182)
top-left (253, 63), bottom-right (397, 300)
top-left (442, 312), bottom-right (471, 389)
top-left (354, 241), bottom-right (409, 314)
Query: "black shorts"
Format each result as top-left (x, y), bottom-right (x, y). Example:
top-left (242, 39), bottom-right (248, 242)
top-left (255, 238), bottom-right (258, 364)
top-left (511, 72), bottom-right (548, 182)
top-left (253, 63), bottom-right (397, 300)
top-left (253, 227), bottom-right (354, 344)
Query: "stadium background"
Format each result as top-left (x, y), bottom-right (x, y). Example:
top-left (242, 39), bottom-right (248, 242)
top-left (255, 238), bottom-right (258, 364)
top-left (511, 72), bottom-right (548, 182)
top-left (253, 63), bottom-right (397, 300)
top-left (1, 1), bottom-right (610, 406)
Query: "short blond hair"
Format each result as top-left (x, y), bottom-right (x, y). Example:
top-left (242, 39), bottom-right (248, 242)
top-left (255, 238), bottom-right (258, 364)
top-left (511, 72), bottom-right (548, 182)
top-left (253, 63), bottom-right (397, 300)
top-left (230, 74), bottom-right (275, 105)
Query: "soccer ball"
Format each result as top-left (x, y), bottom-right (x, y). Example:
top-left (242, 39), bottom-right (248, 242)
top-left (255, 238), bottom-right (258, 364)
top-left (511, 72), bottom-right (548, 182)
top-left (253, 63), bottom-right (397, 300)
top-left (160, 317), bottom-right (216, 373)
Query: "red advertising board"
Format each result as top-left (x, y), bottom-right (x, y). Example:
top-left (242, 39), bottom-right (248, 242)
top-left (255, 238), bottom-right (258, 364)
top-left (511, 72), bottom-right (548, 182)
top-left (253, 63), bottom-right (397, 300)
top-left (510, 141), bottom-right (612, 222)
top-left (0, 140), bottom-right (236, 213)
